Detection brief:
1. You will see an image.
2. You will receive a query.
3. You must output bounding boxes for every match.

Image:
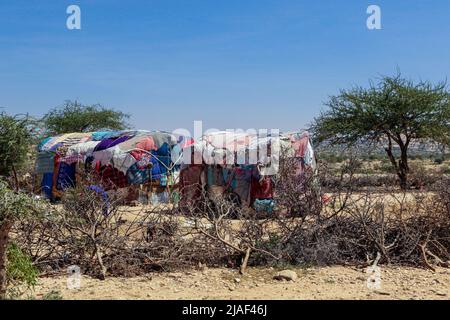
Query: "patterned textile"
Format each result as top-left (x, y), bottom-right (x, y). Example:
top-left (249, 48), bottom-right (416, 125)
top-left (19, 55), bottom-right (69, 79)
top-left (126, 152), bottom-right (166, 185)
top-left (91, 131), bottom-right (121, 141)
top-left (35, 152), bottom-right (54, 174)
top-left (251, 176), bottom-right (273, 202)
top-left (60, 154), bottom-right (84, 164)
top-left (67, 141), bottom-right (100, 157)
top-left (35, 131), bottom-right (187, 197)
top-left (226, 165), bottom-right (253, 204)
top-left (55, 162), bottom-right (76, 191)
top-left (126, 136), bottom-right (156, 160)
top-left (37, 137), bottom-right (52, 152)
top-left (41, 172), bottom-right (53, 199)
top-left (126, 162), bottom-right (151, 185)
top-left (100, 165), bottom-right (128, 189)
top-left (290, 132), bottom-right (310, 158)
top-left (94, 135), bottom-right (131, 152)
top-left (149, 132), bottom-right (177, 149)
top-left (253, 199), bottom-right (275, 213)
top-left (41, 133), bottom-right (91, 152)
top-left (92, 145), bottom-right (137, 173)
top-left (156, 143), bottom-right (171, 168)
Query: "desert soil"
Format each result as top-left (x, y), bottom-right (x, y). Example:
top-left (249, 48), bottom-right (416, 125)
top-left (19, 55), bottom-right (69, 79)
top-left (34, 266), bottom-right (449, 300)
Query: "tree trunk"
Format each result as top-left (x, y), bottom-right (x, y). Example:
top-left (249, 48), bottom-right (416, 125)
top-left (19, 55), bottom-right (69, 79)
top-left (239, 247), bottom-right (251, 275)
top-left (0, 220), bottom-right (13, 299)
top-left (11, 165), bottom-right (19, 192)
top-left (398, 147), bottom-right (409, 190)
top-left (385, 136), bottom-right (409, 190)
top-left (93, 243), bottom-right (107, 280)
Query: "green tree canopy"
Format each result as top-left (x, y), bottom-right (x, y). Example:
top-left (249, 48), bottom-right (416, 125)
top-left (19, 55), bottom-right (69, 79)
top-left (311, 73), bottom-right (450, 189)
top-left (0, 113), bottom-right (32, 179)
top-left (42, 100), bottom-right (130, 135)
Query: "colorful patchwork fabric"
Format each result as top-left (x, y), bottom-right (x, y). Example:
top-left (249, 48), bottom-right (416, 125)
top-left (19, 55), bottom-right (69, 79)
top-left (126, 162), bottom-right (151, 185)
top-left (94, 135), bottom-right (131, 152)
top-left (91, 131), bottom-right (121, 141)
top-left (55, 162), bottom-right (76, 191)
top-left (60, 154), bottom-right (84, 164)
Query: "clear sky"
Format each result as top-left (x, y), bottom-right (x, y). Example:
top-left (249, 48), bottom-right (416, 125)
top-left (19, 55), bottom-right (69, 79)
top-left (1, 0), bottom-right (449, 133)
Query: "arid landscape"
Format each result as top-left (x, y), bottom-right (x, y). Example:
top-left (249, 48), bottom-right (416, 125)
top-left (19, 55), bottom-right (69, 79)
top-left (35, 266), bottom-right (449, 300)
top-left (1, 2), bottom-right (449, 305)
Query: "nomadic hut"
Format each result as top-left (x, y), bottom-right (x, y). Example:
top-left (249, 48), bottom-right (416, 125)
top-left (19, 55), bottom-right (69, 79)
top-left (178, 131), bottom-right (316, 213)
top-left (35, 130), bottom-right (190, 202)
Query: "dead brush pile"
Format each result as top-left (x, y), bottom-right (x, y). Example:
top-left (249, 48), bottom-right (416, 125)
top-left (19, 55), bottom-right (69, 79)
top-left (11, 158), bottom-right (450, 279)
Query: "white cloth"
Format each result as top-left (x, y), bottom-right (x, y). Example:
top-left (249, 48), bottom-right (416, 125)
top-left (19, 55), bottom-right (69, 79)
top-left (92, 146), bottom-right (137, 173)
top-left (67, 141), bottom-right (100, 157)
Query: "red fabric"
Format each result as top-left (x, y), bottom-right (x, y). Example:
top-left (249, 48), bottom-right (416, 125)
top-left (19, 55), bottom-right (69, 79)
top-left (100, 165), bottom-right (128, 189)
top-left (182, 137), bottom-right (195, 148)
top-left (130, 137), bottom-right (156, 160)
top-left (95, 160), bottom-right (101, 172)
top-left (251, 176), bottom-right (273, 202)
top-left (291, 135), bottom-right (309, 158)
top-left (52, 153), bottom-right (61, 198)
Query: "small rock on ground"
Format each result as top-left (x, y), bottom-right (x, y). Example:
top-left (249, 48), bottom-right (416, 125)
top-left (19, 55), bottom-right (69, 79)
top-left (274, 270), bottom-right (298, 282)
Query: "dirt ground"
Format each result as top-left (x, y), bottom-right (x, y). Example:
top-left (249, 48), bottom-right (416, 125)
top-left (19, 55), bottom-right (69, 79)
top-left (34, 266), bottom-right (449, 300)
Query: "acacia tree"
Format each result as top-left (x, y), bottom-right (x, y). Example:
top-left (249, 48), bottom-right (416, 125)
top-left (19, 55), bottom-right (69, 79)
top-left (311, 73), bottom-right (450, 189)
top-left (0, 113), bottom-right (32, 189)
top-left (42, 100), bottom-right (130, 135)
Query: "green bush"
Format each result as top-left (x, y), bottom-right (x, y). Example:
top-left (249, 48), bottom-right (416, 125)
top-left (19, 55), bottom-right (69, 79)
top-left (6, 243), bottom-right (39, 299)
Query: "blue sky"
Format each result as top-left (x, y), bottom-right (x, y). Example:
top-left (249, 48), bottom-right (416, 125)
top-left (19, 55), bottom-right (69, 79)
top-left (1, 1), bottom-right (449, 132)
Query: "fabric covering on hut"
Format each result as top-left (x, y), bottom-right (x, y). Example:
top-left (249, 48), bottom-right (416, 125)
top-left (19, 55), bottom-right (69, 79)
top-left (178, 131), bottom-right (316, 212)
top-left (35, 130), bottom-right (189, 202)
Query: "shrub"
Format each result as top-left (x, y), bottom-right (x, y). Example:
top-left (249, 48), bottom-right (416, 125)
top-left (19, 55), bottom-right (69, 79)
top-left (6, 243), bottom-right (38, 299)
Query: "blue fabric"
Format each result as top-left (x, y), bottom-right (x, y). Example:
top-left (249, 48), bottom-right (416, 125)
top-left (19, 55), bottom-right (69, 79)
top-left (37, 137), bottom-right (52, 152)
top-left (253, 199), bottom-right (275, 213)
top-left (56, 162), bottom-right (76, 191)
top-left (160, 175), bottom-right (167, 186)
top-left (126, 152), bottom-right (165, 185)
top-left (223, 167), bottom-right (236, 189)
top-left (88, 185), bottom-right (110, 216)
top-left (206, 165), bottom-right (225, 186)
top-left (171, 144), bottom-right (182, 169)
top-left (49, 142), bottom-right (62, 151)
top-left (126, 162), bottom-right (151, 185)
top-left (35, 152), bottom-right (54, 174)
top-left (157, 143), bottom-right (171, 166)
top-left (41, 172), bottom-right (53, 200)
top-left (91, 131), bottom-right (121, 141)
top-left (150, 154), bottom-right (162, 179)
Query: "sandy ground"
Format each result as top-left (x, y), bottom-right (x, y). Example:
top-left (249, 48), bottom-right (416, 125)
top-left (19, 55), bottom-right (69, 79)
top-left (34, 266), bottom-right (449, 300)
